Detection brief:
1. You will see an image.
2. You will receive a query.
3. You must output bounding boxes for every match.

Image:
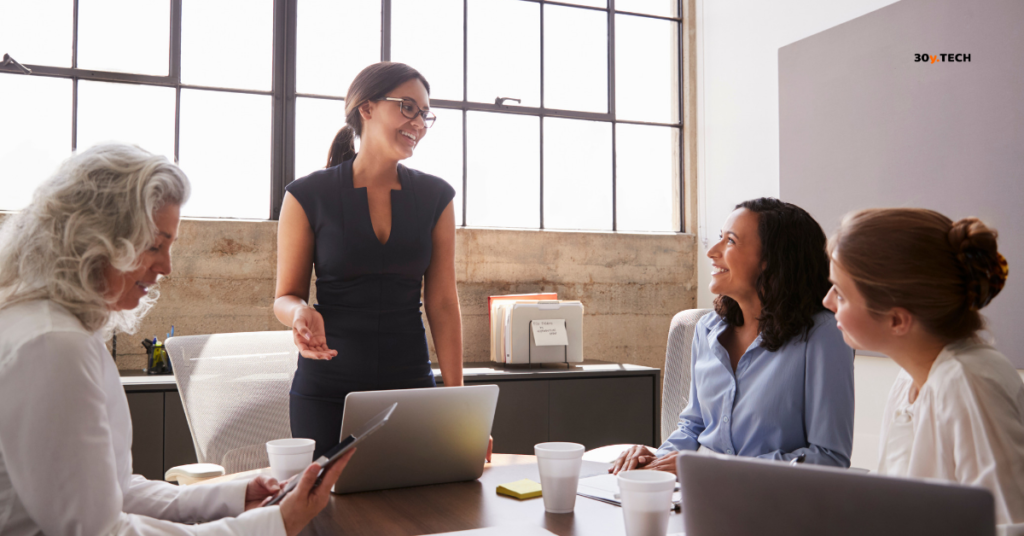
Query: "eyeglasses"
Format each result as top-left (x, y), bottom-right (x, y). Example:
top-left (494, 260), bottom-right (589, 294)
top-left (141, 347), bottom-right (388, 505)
top-left (377, 97), bottom-right (436, 128)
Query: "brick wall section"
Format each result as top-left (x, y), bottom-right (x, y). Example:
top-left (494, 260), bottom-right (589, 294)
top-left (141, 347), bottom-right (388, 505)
top-left (0, 214), bottom-right (697, 373)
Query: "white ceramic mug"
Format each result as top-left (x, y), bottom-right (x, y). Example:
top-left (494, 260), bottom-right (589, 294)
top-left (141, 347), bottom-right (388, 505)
top-left (617, 470), bottom-right (676, 536)
top-left (534, 442), bottom-right (585, 514)
top-left (266, 438), bottom-right (315, 482)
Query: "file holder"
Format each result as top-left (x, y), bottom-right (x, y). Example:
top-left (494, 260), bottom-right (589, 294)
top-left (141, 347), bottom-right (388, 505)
top-left (529, 319), bottom-right (567, 363)
top-left (506, 301), bottom-right (584, 365)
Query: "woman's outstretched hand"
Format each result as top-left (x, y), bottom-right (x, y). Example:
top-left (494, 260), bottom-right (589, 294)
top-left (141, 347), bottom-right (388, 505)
top-left (291, 305), bottom-right (337, 360)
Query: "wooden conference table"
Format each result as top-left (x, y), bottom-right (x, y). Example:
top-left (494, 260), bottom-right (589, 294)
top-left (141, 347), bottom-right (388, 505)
top-left (212, 454), bottom-right (684, 536)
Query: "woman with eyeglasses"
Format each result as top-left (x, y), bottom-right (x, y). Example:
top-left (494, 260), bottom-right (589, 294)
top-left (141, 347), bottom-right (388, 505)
top-left (275, 62), bottom-right (479, 459)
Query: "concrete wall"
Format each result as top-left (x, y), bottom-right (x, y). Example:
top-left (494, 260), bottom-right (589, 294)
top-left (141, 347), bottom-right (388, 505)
top-left (0, 213), bottom-right (696, 372)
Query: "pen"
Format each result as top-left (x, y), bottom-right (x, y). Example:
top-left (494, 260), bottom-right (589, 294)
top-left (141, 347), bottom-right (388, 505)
top-left (789, 454), bottom-right (806, 466)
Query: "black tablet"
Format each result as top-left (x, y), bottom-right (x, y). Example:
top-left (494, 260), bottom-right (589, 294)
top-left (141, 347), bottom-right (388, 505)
top-left (264, 402), bottom-right (397, 506)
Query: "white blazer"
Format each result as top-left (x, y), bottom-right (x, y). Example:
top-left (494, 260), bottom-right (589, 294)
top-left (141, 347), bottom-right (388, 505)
top-left (878, 339), bottom-right (1024, 529)
top-left (0, 300), bottom-right (286, 535)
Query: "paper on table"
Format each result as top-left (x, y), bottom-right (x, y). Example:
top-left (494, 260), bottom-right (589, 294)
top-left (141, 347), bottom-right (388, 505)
top-left (425, 527), bottom-right (557, 536)
top-left (576, 473), bottom-right (681, 507)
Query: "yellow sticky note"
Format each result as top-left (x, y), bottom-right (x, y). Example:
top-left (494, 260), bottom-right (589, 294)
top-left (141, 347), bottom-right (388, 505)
top-left (496, 478), bottom-right (543, 500)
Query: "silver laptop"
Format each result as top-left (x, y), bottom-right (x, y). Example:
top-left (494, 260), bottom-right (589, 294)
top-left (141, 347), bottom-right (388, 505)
top-left (332, 385), bottom-right (499, 494)
top-left (677, 451), bottom-right (996, 536)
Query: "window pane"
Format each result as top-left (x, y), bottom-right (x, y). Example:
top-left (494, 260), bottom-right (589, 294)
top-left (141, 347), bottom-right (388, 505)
top-left (295, 97), bottom-right (347, 179)
top-left (467, 0), bottom-right (539, 107)
top-left (615, 14), bottom-right (678, 123)
top-left (0, 75), bottom-right (71, 211)
top-left (0, 0), bottom-right (73, 67)
top-left (616, 124), bottom-right (678, 232)
top-left (77, 81), bottom-right (175, 161)
top-left (543, 118), bottom-right (612, 231)
top-left (392, 0), bottom-right (463, 102)
top-left (297, 0), bottom-right (380, 97)
top-left (78, 0), bottom-right (169, 76)
top-left (178, 89), bottom-right (271, 219)
top-left (544, 5), bottom-right (607, 113)
top-left (616, 0), bottom-right (678, 18)
top-left (466, 112), bottom-right (538, 228)
top-left (182, 0), bottom-right (272, 91)
top-left (404, 108), bottom-right (463, 226)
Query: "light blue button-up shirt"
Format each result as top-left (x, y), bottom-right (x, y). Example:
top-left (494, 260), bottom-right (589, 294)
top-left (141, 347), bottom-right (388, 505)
top-left (656, 309), bottom-right (855, 467)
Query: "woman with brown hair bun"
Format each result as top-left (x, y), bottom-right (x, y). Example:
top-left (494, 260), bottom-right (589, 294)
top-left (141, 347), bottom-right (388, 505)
top-left (823, 208), bottom-right (1024, 528)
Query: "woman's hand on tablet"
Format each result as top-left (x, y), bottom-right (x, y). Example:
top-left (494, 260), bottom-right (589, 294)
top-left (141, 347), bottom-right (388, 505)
top-left (292, 305), bottom-right (337, 360)
top-left (279, 449), bottom-right (355, 536)
top-left (245, 475), bottom-right (281, 510)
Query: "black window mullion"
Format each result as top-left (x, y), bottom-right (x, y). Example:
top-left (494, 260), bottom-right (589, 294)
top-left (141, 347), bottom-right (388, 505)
top-left (677, 0), bottom-right (685, 233)
top-left (461, 0), bottom-right (469, 227)
top-left (72, 79), bottom-right (78, 152)
top-left (171, 0), bottom-right (182, 163)
top-left (538, 2), bottom-right (545, 230)
top-left (169, 0), bottom-right (181, 81)
top-left (539, 115), bottom-right (544, 230)
top-left (270, 0), bottom-right (297, 220)
top-left (381, 0), bottom-right (392, 62)
top-left (71, 0), bottom-right (78, 152)
top-left (609, 0), bottom-right (616, 231)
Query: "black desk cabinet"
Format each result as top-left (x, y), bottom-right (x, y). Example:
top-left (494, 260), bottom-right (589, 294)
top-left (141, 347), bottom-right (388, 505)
top-left (122, 362), bottom-right (660, 481)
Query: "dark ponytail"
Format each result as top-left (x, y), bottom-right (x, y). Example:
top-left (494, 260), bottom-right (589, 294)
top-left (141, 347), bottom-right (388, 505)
top-left (324, 62), bottom-right (431, 168)
top-left (326, 125), bottom-right (356, 168)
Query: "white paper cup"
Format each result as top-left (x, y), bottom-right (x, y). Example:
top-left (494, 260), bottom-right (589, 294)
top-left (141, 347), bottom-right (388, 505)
top-left (266, 438), bottom-right (315, 482)
top-left (534, 442), bottom-right (585, 514)
top-left (617, 470), bottom-right (676, 536)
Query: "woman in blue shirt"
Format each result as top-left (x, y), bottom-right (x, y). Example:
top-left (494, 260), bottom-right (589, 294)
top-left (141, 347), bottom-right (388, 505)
top-left (611, 197), bottom-right (855, 473)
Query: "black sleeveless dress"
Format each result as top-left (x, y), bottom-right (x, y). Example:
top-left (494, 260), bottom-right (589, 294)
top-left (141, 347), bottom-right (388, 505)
top-left (285, 159), bottom-right (455, 457)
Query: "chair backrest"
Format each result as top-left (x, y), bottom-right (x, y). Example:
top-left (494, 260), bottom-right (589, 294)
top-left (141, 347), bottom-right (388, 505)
top-left (165, 331), bottom-right (298, 474)
top-left (662, 308), bottom-right (713, 444)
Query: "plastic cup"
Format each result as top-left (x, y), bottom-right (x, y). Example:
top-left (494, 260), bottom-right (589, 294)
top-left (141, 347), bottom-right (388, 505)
top-left (534, 442), bottom-right (585, 514)
top-left (266, 438), bottom-right (315, 482)
top-left (617, 470), bottom-right (676, 536)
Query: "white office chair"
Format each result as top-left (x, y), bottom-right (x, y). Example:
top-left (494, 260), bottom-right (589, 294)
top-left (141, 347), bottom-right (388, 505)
top-left (661, 309), bottom-right (712, 444)
top-left (583, 308), bottom-right (713, 463)
top-left (163, 331), bottom-right (299, 483)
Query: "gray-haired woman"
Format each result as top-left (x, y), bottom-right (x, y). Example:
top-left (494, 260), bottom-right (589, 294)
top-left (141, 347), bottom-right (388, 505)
top-left (0, 143), bottom-right (349, 535)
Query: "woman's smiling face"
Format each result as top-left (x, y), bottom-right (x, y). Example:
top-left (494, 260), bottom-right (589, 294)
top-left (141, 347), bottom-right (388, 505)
top-left (707, 208), bottom-right (762, 303)
top-left (361, 77), bottom-right (430, 161)
top-left (103, 204), bottom-right (180, 312)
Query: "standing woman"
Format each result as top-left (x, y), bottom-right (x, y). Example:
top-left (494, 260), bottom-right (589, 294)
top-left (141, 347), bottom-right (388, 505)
top-left (824, 209), bottom-right (1023, 528)
top-left (275, 62), bottom-right (465, 458)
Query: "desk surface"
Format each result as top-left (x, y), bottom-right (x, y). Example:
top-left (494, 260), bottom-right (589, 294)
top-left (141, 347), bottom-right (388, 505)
top-left (211, 454), bottom-right (682, 536)
top-left (119, 361), bottom-right (658, 391)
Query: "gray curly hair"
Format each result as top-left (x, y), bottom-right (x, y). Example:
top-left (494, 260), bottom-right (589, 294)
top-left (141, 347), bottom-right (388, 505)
top-left (0, 143), bottom-right (190, 334)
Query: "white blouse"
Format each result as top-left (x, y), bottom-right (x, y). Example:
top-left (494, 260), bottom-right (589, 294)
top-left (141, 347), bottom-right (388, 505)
top-left (0, 300), bottom-right (287, 535)
top-left (878, 339), bottom-right (1024, 527)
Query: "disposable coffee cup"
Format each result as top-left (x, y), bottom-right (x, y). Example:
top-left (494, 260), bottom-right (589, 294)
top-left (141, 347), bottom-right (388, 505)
top-left (266, 438), bottom-right (315, 482)
top-left (534, 442), bottom-right (585, 514)
top-left (617, 470), bottom-right (676, 536)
